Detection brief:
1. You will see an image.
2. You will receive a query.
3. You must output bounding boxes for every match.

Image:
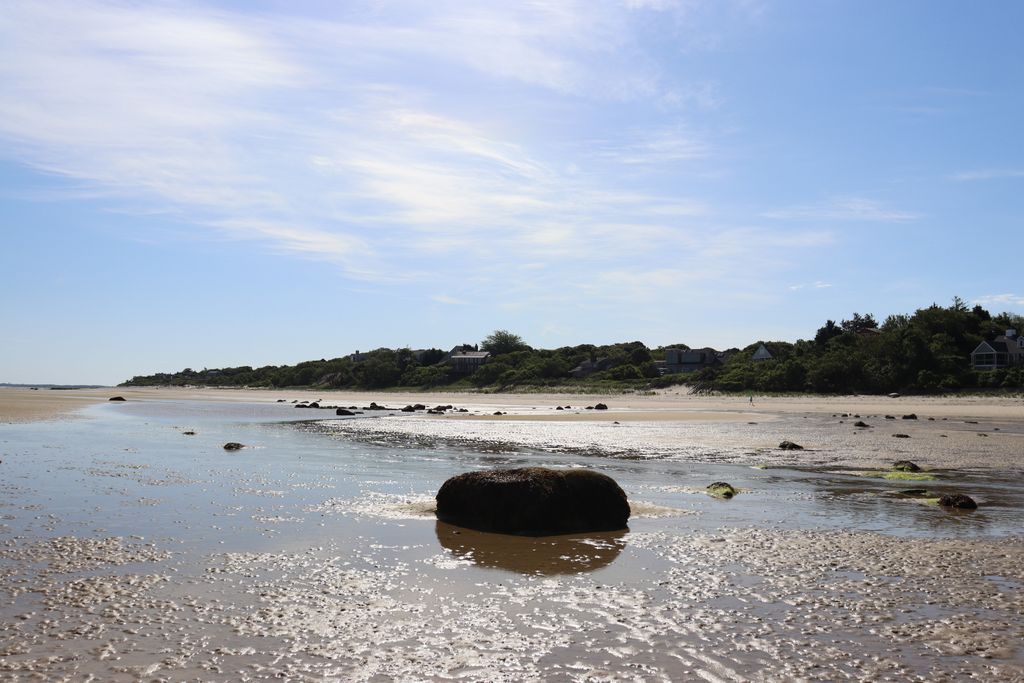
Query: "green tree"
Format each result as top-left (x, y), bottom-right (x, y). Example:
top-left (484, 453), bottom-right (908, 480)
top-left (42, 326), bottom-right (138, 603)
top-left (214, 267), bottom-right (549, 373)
top-left (481, 329), bottom-right (530, 355)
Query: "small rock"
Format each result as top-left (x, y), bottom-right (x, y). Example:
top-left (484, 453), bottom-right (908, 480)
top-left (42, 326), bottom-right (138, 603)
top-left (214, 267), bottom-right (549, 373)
top-left (902, 414), bottom-right (918, 420)
top-left (778, 440), bottom-right (804, 450)
top-left (594, 403), bottom-right (608, 410)
top-left (853, 421), bottom-right (870, 428)
top-left (336, 408), bottom-right (355, 416)
top-left (892, 460), bottom-right (920, 472)
top-left (108, 396), bottom-right (126, 402)
top-left (939, 493), bottom-right (977, 510)
top-left (885, 415), bottom-right (896, 420)
top-left (707, 482), bottom-right (737, 498)
top-left (223, 442), bottom-right (244, 451)
top-left (892, 433), bottom-right (910, 439)
top-left (182, 431), bottom-right (196, 436)
top-left (556, 406), bottom-right (564, 410)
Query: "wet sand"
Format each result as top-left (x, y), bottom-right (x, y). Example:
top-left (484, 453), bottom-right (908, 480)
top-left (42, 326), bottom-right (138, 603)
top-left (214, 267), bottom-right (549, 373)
top-left (1, 391), bottom-right (1023, 680)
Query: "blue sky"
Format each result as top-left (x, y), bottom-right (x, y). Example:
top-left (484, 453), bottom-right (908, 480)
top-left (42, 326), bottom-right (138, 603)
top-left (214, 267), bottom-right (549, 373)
top-left (2, 0), bottom-right (1022, 384)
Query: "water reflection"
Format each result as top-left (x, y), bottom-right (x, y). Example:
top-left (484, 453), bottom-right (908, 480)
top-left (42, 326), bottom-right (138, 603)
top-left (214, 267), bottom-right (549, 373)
top-left (435, 521), bottom-right (627, 575)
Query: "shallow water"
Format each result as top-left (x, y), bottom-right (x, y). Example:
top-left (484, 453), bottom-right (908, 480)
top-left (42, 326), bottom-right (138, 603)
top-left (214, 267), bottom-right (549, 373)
top-left (1, 399), bottom-right (1022, 681)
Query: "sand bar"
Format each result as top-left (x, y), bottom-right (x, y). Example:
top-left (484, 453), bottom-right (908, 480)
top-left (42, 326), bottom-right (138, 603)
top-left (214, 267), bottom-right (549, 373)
top-left (3, 385), bottom-right (1023, 424)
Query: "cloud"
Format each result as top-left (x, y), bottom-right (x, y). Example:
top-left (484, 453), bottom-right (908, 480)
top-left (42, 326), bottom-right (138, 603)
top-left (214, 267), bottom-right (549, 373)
top-left (762, 197), bottom-right (920, 223)
top-left (789, 281), bottom-right (833, 291)
top-left (950, 169), bottom-right (1024, 182)
top-left (431, 294), bottom-right (468, 306)
top-left (973, 294), bottom-right (1024, 309)
top-left (0, 0), bottom-right (819, 306)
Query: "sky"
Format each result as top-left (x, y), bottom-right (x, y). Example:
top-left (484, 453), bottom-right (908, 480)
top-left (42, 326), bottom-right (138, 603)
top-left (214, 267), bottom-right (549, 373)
top-left (1, 0), bottom-right (1023, 385)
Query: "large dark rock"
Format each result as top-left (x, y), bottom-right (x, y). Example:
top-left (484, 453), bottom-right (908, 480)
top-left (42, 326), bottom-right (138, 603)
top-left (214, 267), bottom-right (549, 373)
top-left (223, 442), bottom-right (244, 451)
top-left (108, 396), bottom-right (126, 401)
top-left (939, 493), bottom-right (977, 510)
top-left (436, 467), bottom-right (630, 535)
top-left (336, 408), bottom-right (355, 416)
top-left (778, 440), bottom-right (804, 450)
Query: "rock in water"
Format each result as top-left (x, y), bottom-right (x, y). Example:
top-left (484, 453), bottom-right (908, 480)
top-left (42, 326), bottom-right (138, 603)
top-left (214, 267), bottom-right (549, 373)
top-left (939, 493), bottom-right (977, 510)
top-left (223, 442), bottom-right (244, 451)
top-left (707, 482), bottom-right (737, 498)
top-left (108, 396), bottom-right (126, 401)
top-left (892, 460), bottom-right (921, 472)
top-left (436, 467), bottom-right (629, 535)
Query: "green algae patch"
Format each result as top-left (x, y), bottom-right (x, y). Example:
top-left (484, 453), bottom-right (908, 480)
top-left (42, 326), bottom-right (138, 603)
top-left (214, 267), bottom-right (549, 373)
top-left (881, 471), bottom-right (936, 481)
top-left (893, 489), bottom-right (942, 505)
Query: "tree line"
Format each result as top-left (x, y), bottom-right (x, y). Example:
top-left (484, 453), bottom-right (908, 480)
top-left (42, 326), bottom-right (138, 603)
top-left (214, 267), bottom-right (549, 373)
top-left (122, 300), bottom-right (1024, 394)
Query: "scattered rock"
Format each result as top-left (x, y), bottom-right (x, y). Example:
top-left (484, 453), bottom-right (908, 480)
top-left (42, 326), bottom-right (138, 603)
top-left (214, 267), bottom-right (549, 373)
top-left (413, 404), bottom-right (426, 410)
top-left (182, 431), bottom-right (196, 436)
top-left (707, 482), bottom-right (737, 499)
top-left (308, 402), bottom-right (320, 409)
top-left (964, 420), bottom-right (978, 424)
top-left (853, 421), bottom-right (871, 428)
top-left (401, 405), bottom-right (417, 413)
top-left (493, 411), bottom-right (504, 416)
top-left (336, 408), bottom-right (355, 416)
top-left (556, 406), bottom-right (564, 411)
top-left (892, 433), bottom-right (911, 439)
top-left (892, 460), bottom-right (921, 472)
top-left (885, 415), bottom-right (896, 420)
top-left (778, 440), bottom-right (804, 450)
top-left (222, 442), bottom-right (244, 451)
top-left (586, 406), bottom-right (594, 410)
top-left (108, 396), bottom-right (126, 402)
top-left (594, 403), bottom-right (608, 410)
top-left (939, 493), bottom-right (978, 510)
top-left (902, 414), bottom-right (918, 420)
top-left (436, 467), bottom-right (630, 534)
top-left (276, 399), bottom-right (286, 403)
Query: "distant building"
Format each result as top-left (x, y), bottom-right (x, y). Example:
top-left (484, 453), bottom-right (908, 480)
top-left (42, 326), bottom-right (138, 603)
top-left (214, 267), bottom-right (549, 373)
top-left (660, 348), bottom-right (722, 374)
top-left (752, 344), bottom-right (773, 361)
top-left (970, 329), bottom-right (1024, 370)
top-left (448, 350), bottom-right (490, 374)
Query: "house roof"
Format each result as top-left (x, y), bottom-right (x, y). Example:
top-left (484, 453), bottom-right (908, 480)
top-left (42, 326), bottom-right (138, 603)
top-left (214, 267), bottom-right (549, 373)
top-left (752, 344), bottom-right (773, 360)
top-left (450, 351), bottom-right (490, 359)
top-left (972, 340), bottom-right (1007, 354)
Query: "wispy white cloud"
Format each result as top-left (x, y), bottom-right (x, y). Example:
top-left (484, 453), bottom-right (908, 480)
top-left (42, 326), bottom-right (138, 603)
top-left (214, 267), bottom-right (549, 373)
top-left (431, 294), bottom-right (468, 306)
top-left (0, 0), bottom-right (818, 308)
top-left (762, 197), bottom-right (920, 223)
top-left (950, 169), bottom-right (1024, 182)
top-left (974, 294), bottom-right (1024, 308)
top-left (789, 281), bottom-right (833, 292)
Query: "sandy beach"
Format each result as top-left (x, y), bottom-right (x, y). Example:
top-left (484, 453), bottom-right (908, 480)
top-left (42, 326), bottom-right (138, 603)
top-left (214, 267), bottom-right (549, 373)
top-left (1, 387), bottom-right (1023, 680)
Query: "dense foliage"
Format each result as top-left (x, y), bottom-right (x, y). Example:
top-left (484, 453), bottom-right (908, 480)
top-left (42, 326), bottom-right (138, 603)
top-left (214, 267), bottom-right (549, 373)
top-left (122, 301), bottom-right (1024, 394)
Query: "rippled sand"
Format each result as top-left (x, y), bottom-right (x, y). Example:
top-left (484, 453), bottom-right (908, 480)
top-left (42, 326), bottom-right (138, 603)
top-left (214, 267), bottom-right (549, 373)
top-left (1, 395), bottom-right (1022, 680)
